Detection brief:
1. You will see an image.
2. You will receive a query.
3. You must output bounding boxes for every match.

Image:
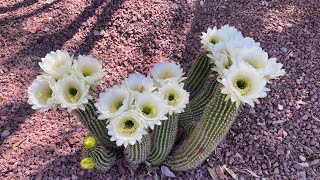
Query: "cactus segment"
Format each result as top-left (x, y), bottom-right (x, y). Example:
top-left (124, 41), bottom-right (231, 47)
top-left (83, 146), bottom-right (117, 170)
top-left (165, 85), bottom-right (237, 171)
top-left (147, 114), bottom-right (178, 164)
top-left (184, 52), bottom-right (212, 99)
top-left (75, 101), bottom-right (117, 149)
top-left (125, 134), bottom-right (151, 165)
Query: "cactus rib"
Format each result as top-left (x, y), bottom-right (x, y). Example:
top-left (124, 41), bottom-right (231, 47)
top-left (148, 114), bottom-right (178, 164)
top-left (165, 85), bottom-right (237, 171)
top-left (184, 52), bottom-right (211, 99)
top-left (83, 146), bottom-right (117, 170)
top-left (75, 100), bottom-right (117, 149)
top-left (125, 135), bottom-right (151, 165)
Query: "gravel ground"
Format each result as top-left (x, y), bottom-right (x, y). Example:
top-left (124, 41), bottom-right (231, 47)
top-left (0, 0), bottom-right (319, 179)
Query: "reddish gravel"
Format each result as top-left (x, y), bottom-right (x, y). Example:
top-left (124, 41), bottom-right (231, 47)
top-left (0, 0), bottom-right (319, 179)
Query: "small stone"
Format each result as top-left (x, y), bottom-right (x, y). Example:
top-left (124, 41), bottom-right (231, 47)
top-left (274, 168), bottom-right (280, 174)
top-left (278, 104), bottom-right (284, 110)
top-left (1, 130), bottom-right (10, 138)
top-left (93, 30), bottom-right (100, 36)
top-left (72, 174), bottom-right (78, 180)
top-left (299, 155), bottom-right (306, 161)
top-left (200, 0), bottom-right (204, 6)
top-left (280, 47), bottom-right (288, 53)
top-left (302, 115), bottom-right (309, 120)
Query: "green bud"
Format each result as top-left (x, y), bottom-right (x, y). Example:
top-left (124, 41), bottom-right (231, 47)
top-left (84, 135), bottom-right (97, 149)
top-left (80, 158), bottom-right (95, 170)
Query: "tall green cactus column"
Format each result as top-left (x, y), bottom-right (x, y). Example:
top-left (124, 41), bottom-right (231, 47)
top-left (75, 100), bottom-right (117, 149)
top-left (125, 135), bottom-right (151, 166)
top-left (165, 85), bottom-right (238, 171)
top-left (147, 114), bottom-right (178, 164)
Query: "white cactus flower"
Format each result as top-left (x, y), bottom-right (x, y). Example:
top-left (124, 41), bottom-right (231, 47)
top-left (220, 62), bottom-right (269, 107)
top-left (134, 92), bottom-right (169, 129)
top-left (150, 61), bottom-right (186, 87)
top-left (122, 73), bottom-right (156, 96)
top-left (200, 25), bottom-right (243, 51)
top-left (159, 83), bottom-right (190, 115)
top-left (107, 110), bottom-right (148, 147)
top-left (27, 75), bottom-right (56, 112)
top-left (39, 50), bottom-right (73, 79)
top-left (72, 55), bottom-right (106, 86)
top-left (55, 75), bottom-right (91, 112)
top-left (95, 85), bottom-right (133, 120)
top-left (263, 58), bottom-right (286, 81)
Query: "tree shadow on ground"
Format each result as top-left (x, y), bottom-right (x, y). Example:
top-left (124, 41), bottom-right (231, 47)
top-left (0, 0), bottom-right (39, 14)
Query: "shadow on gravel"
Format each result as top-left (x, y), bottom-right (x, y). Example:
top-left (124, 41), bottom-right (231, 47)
top-left (0, 102), bottom-right (32, 146)
top-left (0, 0), bottom-right (39, 14)
top-left (0, 0), bottom-right (63, 24)
top-left (2, 0), bottom-right (124, 69)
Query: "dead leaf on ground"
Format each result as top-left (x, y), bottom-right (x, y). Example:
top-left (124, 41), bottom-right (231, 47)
top-left (160, 165), bottom-right (176, 178)
top-left (223, 165), bottom-right (238, 180)
top-left (12, 139), bottom-right (25, 150)
top-left (207, 167), bottom-right (219, 180)
top-left (216, 165), bottom-right (227, 180)
top-left (241, 169), bottom-right (260, 178)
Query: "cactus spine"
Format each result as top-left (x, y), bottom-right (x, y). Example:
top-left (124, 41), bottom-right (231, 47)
top-left (165, 85), bottom-right (237, 171)
top-left (125, 135), bottom-right (151, 165)
top-left (184, 52), bottom-right (211, 99)
top-left (75, 101), bottom-right (117, 149)
top-left (83, 146), bottom-right (117, 170)
top-left (147, 114), bottom-right (178, 164)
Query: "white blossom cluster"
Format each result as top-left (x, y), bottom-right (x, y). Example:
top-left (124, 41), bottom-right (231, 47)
top-left (201, 25), bottom-right (285, 107)
top-left (95, 62), bottom-right (190, 147)
top-left (27, 50), bottom-right (105, 112)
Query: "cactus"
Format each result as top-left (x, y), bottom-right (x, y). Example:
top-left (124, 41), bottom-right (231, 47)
top-left (75, 101), bottom-right (117, 149)
top-left (184, 52), bottom-right (212, 99)
top-left (164, 84), bottom-right (237, 171)
top-left (147, 114), bottom-right (178, 164)
top-left (83, 145), bottom-right (117, 170)
top-left (125, 135), bottom-right (151, 166)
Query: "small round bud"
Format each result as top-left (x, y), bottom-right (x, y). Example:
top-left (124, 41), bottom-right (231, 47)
top-left (83, 135), bottom-right (97, 149)
top-left (80, 158), bottom-right (95, 170)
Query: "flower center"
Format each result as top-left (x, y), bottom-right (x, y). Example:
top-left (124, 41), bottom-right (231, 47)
top-left (131, 85), bottom-right (144, 93)
top-left (118, 117), bottom-right (139, 136)
top-left (141, 102), bottom-right (157, 118)
top-left (53, 60), bottom-right (65, 68)
top-left (159, 69), bottom-right (172, 79)
top-left (165, 91), bottom-right (180, 106)
top-left (37, 86), bottom-right (52, 102)
top-left (209, 37), bottom-right (219, 44)
top-left (110, 96), bottom-right (124, 112)
top-left (234, 77), bottom-right (251, 95)
top-left (65, 85), bottom-right (81, 104)
top-left (81, 66), bottom-right (96, 77)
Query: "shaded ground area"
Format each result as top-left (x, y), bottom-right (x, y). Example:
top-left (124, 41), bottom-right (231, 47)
top-left (0, 0), bottom-right (319, 179)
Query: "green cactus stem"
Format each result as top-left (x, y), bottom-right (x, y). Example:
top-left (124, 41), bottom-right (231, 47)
top-left (184, 52), bottom-right (212, 99)
top-left (124, 135), bottom-right (151, 166)
top-left (165, 85), bottom-right (237, 171)
top-left (147, 114), bottom-right (178, 165)
top-left (83, 145), bottom-right (117, 171)
top-left (75, 100), bottom-right (117, 149)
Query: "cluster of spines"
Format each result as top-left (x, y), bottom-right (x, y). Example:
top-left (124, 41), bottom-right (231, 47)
top-left (124, 135), bottom-right (151, 166)
top-left (165, 85), bottom-right (237, 171)
top-left (76, 101), bottom-right (117, 149)
top-left (147, 114), bottom-right (178, 164)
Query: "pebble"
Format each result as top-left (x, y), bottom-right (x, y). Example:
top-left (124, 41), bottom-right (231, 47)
top-left (72, 174), bottom-right (78, 180)
top-left (278, 104), bottom-right (284, 110)
top-left (1, 130), bottom-right (10, 137)
top-left (302, 115), bottom-right (309, 120)
top-left (280, 47), bottom-right (288, 53)
top-left (299, 155), bottom-right (306, 162)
